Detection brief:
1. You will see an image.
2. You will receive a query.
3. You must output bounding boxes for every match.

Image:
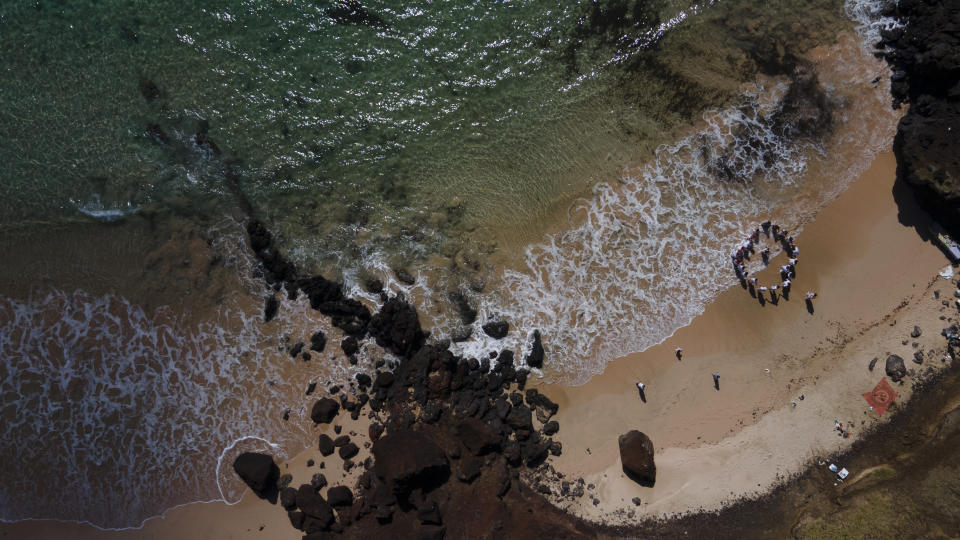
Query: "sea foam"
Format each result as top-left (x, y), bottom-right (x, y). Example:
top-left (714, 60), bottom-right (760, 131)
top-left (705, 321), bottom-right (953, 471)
top-left (446, 0), bottom-right (902, 384)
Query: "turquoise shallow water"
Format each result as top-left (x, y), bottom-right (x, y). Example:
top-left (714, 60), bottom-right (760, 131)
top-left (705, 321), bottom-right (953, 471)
top-left (0, 0), bottom-right (892, 529)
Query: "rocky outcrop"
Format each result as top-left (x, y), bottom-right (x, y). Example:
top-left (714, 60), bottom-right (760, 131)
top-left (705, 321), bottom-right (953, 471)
top-left (294, 484), bottom-right (335, 530)
top-left (326, 486), bottom-right (354, 507)
top-left (879, 0), bottom-right (960, 238)
top-left (455, 417), bottom-right (501, 456)
top-left (372, 430), bottom-right (450, 497)
top-left (482, 320), bottom-right (509, 339)
top-left (368, 297), bottom-right (426, 358)
top-left (619, 430), bottom-right (656, 486)
top-left (311, 398), bottom-right (340, 424)
top-left (886, 354), bottom-right (907, 382)
top-left (232, 452), bottom-right (279, 499)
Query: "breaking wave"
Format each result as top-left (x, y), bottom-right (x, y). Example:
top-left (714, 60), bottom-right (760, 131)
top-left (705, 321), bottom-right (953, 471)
top-left (446, 0), bottom-right (902, 384)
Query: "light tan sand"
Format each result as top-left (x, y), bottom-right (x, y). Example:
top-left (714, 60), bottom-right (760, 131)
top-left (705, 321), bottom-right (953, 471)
top-left (538, 152), bottom-right (958, 523)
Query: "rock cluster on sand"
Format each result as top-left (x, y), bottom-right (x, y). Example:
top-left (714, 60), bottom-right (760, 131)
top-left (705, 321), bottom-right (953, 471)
top-left (235, 216), bottom-right (596, 538)
top-left (619, 430), bottom-right (656, 486)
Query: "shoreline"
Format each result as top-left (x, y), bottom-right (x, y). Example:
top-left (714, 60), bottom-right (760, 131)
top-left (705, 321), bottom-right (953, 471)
top-left (537, 150), bottom-right (956, 523)
top-left (5, 148), bottom-right (954, 537)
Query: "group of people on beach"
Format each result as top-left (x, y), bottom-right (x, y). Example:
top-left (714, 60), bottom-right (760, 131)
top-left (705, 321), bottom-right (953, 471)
top-left (731, 220), bottom-right (816, 305)
top-left (634, 221), bottom-right (821, 399)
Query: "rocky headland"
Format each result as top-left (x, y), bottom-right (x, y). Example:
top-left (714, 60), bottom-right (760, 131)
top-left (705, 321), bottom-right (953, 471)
top-left (879, 0), bottom-right (960, 238)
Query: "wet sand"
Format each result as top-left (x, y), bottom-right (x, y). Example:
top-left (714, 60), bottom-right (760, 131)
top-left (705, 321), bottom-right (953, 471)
top-left (538, 151), bottom-right (956, 523)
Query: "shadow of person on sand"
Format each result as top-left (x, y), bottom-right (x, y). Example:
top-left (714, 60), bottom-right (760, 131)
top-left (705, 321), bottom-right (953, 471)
top-left (758, 293), bottom-right (766, 306)
top-left (806, 298), bottom-right (815, 314)
top-left (637, 386), bottom-right (646, 403)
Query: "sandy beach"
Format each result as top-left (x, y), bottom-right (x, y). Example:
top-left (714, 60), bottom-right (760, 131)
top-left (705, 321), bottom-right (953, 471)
top-left (538, 151), bottom-right (956, 523)
top-left (6, 145), bottom-right (955, 538)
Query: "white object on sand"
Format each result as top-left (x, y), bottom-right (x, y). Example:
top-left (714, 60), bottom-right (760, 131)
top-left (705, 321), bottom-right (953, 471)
top-left (940, 265), bottom-right (954, 279)
top-left (837, 468), bottom-right (849, 480)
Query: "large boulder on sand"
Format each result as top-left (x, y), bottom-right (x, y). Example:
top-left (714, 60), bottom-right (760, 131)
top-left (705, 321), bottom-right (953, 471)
top-left (372, 429), bottom-right (449, 496)
top-left (233, 452), bottom-right (280, 498)
top-left (619, 430), bottom-right (656, 485)
top-left (886, 354), bottom-right (907, 381)
top-left (311, 398), bottom-right (340, 424)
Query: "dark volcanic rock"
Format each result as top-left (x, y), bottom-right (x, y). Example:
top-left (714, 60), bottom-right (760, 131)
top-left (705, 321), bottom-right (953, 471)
top-left (311, 473), bottom-right (328, 490)
top-left (886, 354), bottom-right (907, 381)
top-left (264, 295), bottom-right (278, 322)
top-left (879, 0), bottom-right (960, 239)
top-left (297, 276), bottom-right (344, 308)
top-left (311, 398), bottom-right (340, 424)
top-left (448, 291), bottom-right (477, 325)
top-left (326, 486), bottom-right (353, 507)
top-left (525, 330), bottom-right (545, 368)
top-left (372, 429), bottom-right (449, 496)
top-left (280, 486), bottom-right (298, 510)
top-left (914, 350), bottom-right (925, 364)
top-left (619, 430), bottom-right (656, 486)
top-left (505, 405), bottom-right (534, 432)
top-left (457, 454), bottom-right (482, 483)
top-left (295, 484), bottom-right (334, 527)
top-left (911, 325), bottom-right (923, 338)
top-left (290, 342), bottom-right (305, 358)
top-left (339, 442), bottom-right (360, 460)
top-left (288, 510), bottom-right (305, 530)
top-left (318, 434), bottom-right (335, 456)
top-left (455, 417), bottom-right (501, 456)
top-left (341, 336), bottom-right (360, 356)
top-left (368, 297), bottom-right (425, 358)
top-left (481, 320), bottom-right (509, 339)
top-left (376, 371), bottom-right (396, 388)
top-left (232, 452), bottom-right (279, 498)
top-left (869, 357), bottom-right (878, 372)
top-left (543, 421), bottom-right (559, 436)
top-left (310, 331), bottom-right (327, 353)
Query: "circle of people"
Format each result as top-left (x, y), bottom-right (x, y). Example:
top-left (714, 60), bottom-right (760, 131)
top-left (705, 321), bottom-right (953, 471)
top-left (731, 220), bottom-right (815, 304)
top-left (634, 222), bottom-right (818, 397)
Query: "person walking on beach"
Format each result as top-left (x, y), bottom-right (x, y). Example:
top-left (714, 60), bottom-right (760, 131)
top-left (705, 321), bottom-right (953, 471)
top-left (713, 372), bottom-right (720, 390)
top-left (636, 381), bottom-right (647, 402)
top-left (770, 284), bottom-right (779, 301)
top-left (805, 291), bottom-right (817, 300)
top-left (675, 348), bottom-right (683, 361)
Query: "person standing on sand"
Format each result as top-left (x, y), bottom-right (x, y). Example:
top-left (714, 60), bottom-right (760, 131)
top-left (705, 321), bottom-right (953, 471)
top-left (806, 291), bottom-right (817, 300)
top-left (675, 348), bottom-right (683, 361)
top-left (713, 372), bottom-right (720, 390)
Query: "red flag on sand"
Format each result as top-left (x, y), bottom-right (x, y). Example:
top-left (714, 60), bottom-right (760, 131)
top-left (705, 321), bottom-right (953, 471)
top-left (863, 378), bottom-right (898, 416)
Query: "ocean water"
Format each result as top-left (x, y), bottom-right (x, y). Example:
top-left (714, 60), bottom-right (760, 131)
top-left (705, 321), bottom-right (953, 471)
top-left (0, 0), bottom-right (899, 529)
